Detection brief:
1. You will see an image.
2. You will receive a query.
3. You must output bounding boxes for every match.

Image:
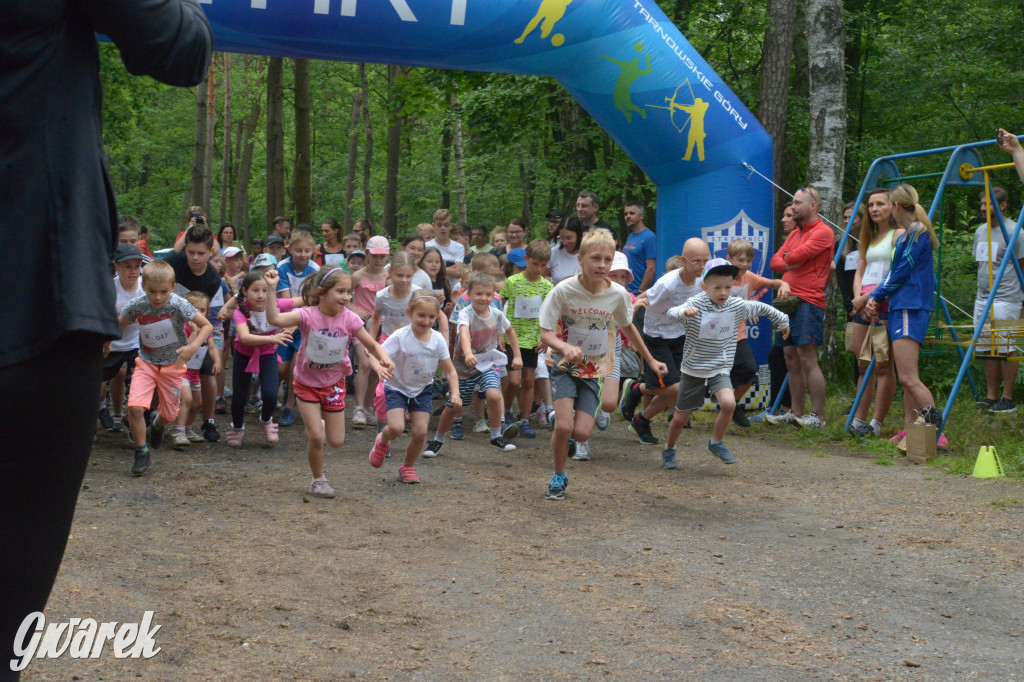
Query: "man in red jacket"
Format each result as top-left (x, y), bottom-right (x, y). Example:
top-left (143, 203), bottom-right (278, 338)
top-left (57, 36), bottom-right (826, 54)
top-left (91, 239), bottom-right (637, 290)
top-left (766, 187), bottom-right (834, 429)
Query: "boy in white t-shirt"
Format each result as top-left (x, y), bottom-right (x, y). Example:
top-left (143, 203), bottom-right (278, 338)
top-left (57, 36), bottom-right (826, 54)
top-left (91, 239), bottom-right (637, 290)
top-left (538, 231), bottom-right (667, 501)
top-left (99, 244), bottom-right (147, 433)
top-left (427, 272), bottom-right (523, 455)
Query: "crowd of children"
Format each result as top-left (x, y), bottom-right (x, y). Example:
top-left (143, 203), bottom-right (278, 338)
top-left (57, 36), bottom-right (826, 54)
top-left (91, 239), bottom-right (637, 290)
top-left (99, 210), bottom-right (795, 502)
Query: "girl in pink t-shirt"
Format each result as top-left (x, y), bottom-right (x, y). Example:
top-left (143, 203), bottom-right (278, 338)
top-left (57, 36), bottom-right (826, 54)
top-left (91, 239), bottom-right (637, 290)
top-left (228, 270), bottom-right (299, 447)
top-left (265, 267), bottom-right (393, 499)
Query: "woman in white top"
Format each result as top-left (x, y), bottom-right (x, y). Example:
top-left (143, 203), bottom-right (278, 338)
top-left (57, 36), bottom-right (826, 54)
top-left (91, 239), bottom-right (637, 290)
top-left (849, 187), bottom-right (905, 437)
top-left (547, 217), bottom-right (584, 285)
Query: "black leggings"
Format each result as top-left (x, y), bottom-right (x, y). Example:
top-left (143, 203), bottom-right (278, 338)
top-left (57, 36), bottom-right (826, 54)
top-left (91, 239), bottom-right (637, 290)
top-left (1, 333), bottom-right (103, 681)
top-left (231, 351), bottom-right (279, 427)
top-left (730, 338), bottom-right (758, 387)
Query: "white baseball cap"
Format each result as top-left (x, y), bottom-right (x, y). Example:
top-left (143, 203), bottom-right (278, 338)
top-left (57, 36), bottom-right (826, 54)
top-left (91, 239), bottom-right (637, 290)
top-left (611, 251), bottom-right (633, 278)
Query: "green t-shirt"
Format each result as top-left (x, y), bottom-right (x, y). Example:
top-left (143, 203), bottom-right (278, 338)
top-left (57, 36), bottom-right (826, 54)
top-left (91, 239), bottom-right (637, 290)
top-left (500, 272), bottom-right (553, 349)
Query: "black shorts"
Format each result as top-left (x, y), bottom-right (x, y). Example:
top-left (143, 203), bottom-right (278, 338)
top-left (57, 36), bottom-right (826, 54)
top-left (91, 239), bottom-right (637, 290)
top-left (198, 350), bottom-right (214, 376)
top-left (642, 334), bottom-right (684, 389)
top-left (506, 346), bottom-right (539, 370)
top-left (101, 349), bottom-right (138, 382)
top-left (730, 338), bottom-right (758, 387)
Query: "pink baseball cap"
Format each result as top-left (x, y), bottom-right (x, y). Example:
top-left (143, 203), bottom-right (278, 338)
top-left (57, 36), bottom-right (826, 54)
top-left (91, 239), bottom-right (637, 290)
top-left (366, 235), bottom-right (391, 255)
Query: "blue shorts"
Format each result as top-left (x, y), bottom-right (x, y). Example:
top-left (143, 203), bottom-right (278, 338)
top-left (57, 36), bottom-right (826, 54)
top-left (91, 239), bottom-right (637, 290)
top-left (853, 310), bottom-right (888, 325)
top-left (888, 309), bottom-right (930, 344)
top-left (277, 329), bottom-right (302, 363)
top-left (776, 302), bottom-right (824, 347)
top-left (449, 368), bottom-right (501, 406)
top-left (383, 385), bottom-right (433, 414)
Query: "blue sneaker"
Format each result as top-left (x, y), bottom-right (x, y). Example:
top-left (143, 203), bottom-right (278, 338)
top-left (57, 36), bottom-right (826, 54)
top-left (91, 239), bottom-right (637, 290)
top-left (279, 406), bottom-right (294, 427)
top-left (708, 440), bottom-right (736, 464)
top-left (519, 419), bottom-right (536, 438)
top-left (748, 410), bottom-right (769, 422)
top-left (501, 420), bottom-right (519, 439)
top-left (451, 419), bottom-right (464, 440)
top-left (662, 447), bottom-right (677, 469)
top-left (544, 472), bottom-right (568, 500)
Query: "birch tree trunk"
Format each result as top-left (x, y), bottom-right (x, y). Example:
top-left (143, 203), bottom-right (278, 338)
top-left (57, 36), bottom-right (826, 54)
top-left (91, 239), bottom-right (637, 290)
top-left (805, 0), bottom-right (847, 377)
top-left (448, 92), bottom-right (468, 224)
top-left (382, 65), bottom-right (403, 238)
top-left (293, 58), bottom-right (312, 226)
top-left (359, 64), bottom-right (374, 225)
top-left (220, 53), bottom-right (232, 225)
top-left (191, 76), bottom-right (209, 215)
top-left (343, 88), bottom-right (362, 229)
top-left (758, 0), bottom-right (798, 207)
top-left (440, 112), bottom-right (452, 210)
top-left (266, 57), bottom-right (286, 233)
top-left (203, 60), bottom-right (216, 223)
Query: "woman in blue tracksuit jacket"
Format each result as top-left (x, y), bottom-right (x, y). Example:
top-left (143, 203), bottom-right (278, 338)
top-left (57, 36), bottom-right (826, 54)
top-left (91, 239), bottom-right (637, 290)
top-left (865, 184), bottom-right (943, 436)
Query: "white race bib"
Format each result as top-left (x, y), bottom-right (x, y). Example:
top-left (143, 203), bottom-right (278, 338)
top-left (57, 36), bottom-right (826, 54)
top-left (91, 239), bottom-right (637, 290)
top-left (568, 326), bottom-right (608, 356)
top-left (139, 318), bottom-right (177, 348)
top-left (473, 348), bottom-right (509, 373)
top-left (185, 343), bottom-right (208, 370)
top-left (699, 311), bottom-right (734, 341)
top-left (976, 241), bottom-right (991, 262)
top-left (862, 261), bottom-right (885, 287)
top-left (305, 331), bottom-right (349, 365)
top-left (845, 251), bottom-right (860, 271)
top-left (515, 295), bottom-right (542, 319)
top-left (210, 286), bottom-right (225, 308)
top-left (248, 310), bottom-right (276, 334)
top-left (287, 273), bottom-right (307, 297)
top-left (730, 285), bottom-right (749, 301)
top-left (408, 353), bottom-right (440, 382)
top-left (323, 253), bottom-right (346, 266)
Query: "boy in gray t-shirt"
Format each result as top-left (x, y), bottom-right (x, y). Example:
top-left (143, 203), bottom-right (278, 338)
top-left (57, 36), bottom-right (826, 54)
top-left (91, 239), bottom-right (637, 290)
top-left (115, 260), bottom-right (212, 475)
top-left (973, 188), bottom-right (1024, 413)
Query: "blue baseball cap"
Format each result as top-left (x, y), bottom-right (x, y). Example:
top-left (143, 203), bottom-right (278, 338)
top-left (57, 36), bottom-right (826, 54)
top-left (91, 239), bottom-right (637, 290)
top-left (506, 247), bottom-right (527, 267)
top-left (253, 253), bottom-right (278, 268)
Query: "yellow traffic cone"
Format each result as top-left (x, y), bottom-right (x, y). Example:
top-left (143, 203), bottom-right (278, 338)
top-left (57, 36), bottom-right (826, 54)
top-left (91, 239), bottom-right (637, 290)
top-left (972, 446), bottom-right (1006, 479)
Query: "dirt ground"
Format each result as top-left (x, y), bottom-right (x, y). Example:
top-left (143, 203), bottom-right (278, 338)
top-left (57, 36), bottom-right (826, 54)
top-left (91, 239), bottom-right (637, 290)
top-left (25, 405), bottom-right (1024, 680)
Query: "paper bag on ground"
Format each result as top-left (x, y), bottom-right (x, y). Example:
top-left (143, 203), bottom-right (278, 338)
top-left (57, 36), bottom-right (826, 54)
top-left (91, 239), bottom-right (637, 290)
top-left (906, 420), bottom-right (936, 464)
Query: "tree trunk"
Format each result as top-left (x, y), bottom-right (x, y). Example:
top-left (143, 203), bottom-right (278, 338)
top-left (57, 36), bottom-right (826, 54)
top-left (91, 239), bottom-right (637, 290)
top-left (383, 65), bottom-right (404, 238)
top-left (292, 58), bottom-right (312, 226)
top-left (191, 76), bottom-right (209, 216)
top-left (204, 59), bottom-right (216, 223)
top-left (449, 92), bottom-right (468, 224)
top-left (266, 57), bottom-right (286, 234)
top-left (343, 88), bottom-right (363, 230)
top-left (360, 64), bottom-right (374, 225)
top-left (518, 145), bottom-right (534, 228)
top-left (233, 101), bottom-right (261, 248)
top-left (805, 0), bottom-right (847, 378)
top-left (758, 0), bottom-right (798, 205)
top-left (220, 53), bottom-right (232, 226)
top-left (440, 111), bottom-right (452, 210)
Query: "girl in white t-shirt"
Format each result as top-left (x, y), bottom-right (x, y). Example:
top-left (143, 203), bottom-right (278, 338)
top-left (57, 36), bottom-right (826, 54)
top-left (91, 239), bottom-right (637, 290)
top-left (369, 293), bottom-right (460, 484)
top-left (265, 267), bottom-right (393, 499)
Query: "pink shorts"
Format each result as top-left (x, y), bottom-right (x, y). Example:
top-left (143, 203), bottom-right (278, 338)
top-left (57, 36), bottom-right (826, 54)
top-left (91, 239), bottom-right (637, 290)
top-left (128, 359), bottom-right (185, 420)
top-left (293, 379), bottom-right (346, 413)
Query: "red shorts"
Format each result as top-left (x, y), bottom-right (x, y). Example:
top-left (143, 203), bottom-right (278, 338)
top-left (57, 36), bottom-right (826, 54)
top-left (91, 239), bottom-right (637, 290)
top-left (293, 378), bottom-right (346, 413)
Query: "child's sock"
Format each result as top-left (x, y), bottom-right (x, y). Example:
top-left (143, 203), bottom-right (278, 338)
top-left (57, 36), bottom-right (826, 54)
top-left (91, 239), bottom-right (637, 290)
top-left (490, 427), bottom-right (501, 439)
top-left (135, 444), bottom-right (149, 453)
top-left (851, 417), bottom-right (866, 429)
top-left (869, 419), bottom-right (882, 435)
top-left (433, 432), bottom-right (446, 443)
top-left (453, 417), bottom-right (462, 426)
top-left (710, 439), bottom-right (724, 446)
top-left (175, 425), bottom-right (186, 433)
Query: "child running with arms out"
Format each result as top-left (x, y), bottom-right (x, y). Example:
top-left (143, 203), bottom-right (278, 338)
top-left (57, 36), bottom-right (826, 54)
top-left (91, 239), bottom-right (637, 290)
top-left (227, 269), bottom-right (299, 447)
top-left (370, 293), bottom-right (459, 483)
top-left (661, 259), bottom-right (790, 469)
top-left (115, 260), bottom-right (212, 476)
top-left (538, 230), bottom-right (667, 500)
top-left (427, 271), bottom-right (523, 456)
top-left (266, 267), bottom-right (393, 498)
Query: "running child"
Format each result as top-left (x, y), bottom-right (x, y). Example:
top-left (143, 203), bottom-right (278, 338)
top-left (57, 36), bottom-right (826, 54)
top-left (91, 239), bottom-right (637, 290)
top-left (116, 260), bottom-right (212, 476)
top-left (172, 292), bottom-right (222, 447)
top-left (370, 293), bottom-right (459, 483)
top-left (538, 230), bottom-right (667, 501)
top-left (499, 240), bottom-right (552, 439)
top-left (227, 270), bottom-right (299, 447)
top-left (266, 267), bottom-right (393, 497)
top-left (661, 259), bottom-right (790, 468)
top-left (276, 229), bottom-right (321, 427)
top-left (350, 235), bottom-right (391, 428)
top-left (426, 271), bottom-right (523, 456)
top-left (99, 244), bottom-right (146, 433)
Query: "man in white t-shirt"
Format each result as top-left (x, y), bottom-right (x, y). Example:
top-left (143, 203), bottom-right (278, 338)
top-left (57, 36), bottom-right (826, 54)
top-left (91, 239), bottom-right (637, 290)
top-left (100, 244), bottom-right (148, 433)
top-left (426, 208), bottom-right (465, 288)
top-left (973, 186), bottom-right (1024, 413)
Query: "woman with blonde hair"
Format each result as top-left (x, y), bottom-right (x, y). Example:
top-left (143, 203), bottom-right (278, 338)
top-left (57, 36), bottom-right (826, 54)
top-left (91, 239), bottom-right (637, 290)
top-left (848, 189), bottom-right (904, 437)
top-left (865, 184), bottom-right (944, 450)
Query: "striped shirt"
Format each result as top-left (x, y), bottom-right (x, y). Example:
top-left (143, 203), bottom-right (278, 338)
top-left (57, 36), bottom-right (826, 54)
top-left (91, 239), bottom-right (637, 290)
top-left (669, 293), bottom-right (789, 378)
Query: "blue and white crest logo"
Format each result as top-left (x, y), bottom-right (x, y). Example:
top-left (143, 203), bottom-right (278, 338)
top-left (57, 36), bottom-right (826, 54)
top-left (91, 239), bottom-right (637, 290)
top-left (700, 210), bottom-right (771, 277)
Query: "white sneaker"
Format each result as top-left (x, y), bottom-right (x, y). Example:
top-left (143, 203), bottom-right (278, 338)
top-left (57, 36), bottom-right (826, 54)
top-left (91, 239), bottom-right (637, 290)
top-left (474, 417), bottom-right (489, 433)
top-left (595, 409), bottom-right (610, 431)
top-left (796, 413), bottom-right (826, 429)
top-left (572, 440), bottom-right (591, 461)
top-left (171, 431), bottom-right (191, 447)
top-left (352, 406), bottom-right (367, 428)
top-left (765, 410), bottom-right (798, 426)
top-left (186, 428), bottom-right (205, 443)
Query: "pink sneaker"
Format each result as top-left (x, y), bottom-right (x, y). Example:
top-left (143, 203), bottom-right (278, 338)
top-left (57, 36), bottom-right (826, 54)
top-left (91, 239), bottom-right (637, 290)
top-left (226, 426), bottom-right (244, 447)
top-left (260, 419), bottom-right (279, 445)
top-left (398, 465), bottom-right (420, 484)
top-left (369, 434), bottom-right (389, 468)
top-left (889, 429), bottom-right (906, 442)
top-left (937, 433), bottom-right (950, 451)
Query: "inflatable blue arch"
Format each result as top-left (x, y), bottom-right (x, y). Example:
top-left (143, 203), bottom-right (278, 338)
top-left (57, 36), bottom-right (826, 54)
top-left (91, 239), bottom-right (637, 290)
top-left (199, 0), bottom-right (777, 390)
